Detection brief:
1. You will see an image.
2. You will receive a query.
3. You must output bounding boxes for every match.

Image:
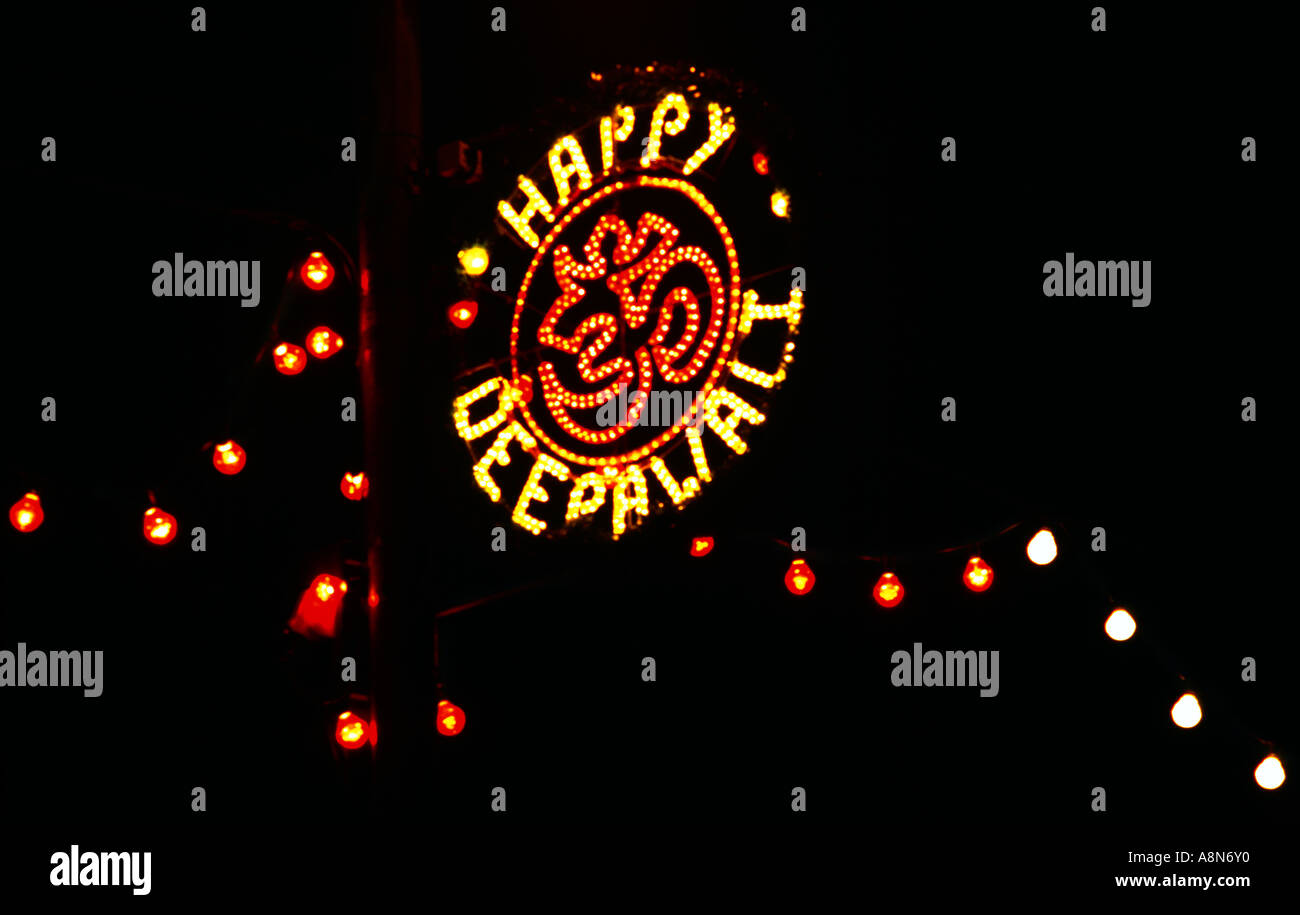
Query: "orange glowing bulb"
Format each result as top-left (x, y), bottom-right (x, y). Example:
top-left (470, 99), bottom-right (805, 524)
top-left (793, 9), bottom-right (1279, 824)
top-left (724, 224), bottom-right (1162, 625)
top-left (340, 472), bottom-right (369, 500)
top-left (436, 699), bottom-right (466, 736)
top-left (335, 711), bottom-right (370, 748)
top-left (770, 190), bottom-right (790, 218)
top-left (963, 557), bottom-right (993, 592)
top-left (784, 559), bottom-right (815, 595)
top-left (212, 440), bottom-right (246, 475)
top-left (273, 342), bottom-right (307, 375)
top-left (143, 507), bottom-right (178, 545)
top-left (752, 151), bottom-right (770, 175)
top-left (690, 536), bottom-right (714, 557)
top-left (307, 326), bottom-right (344, 358)
top-left (448, 300), bottom-right (478, 329)
top-left (300, 251), bottom-right (335, 290)
top-left (9, 492), bottom-right (44, 532)
top-left (457, 246), bottom-right (489, 276)
top-left (873, 572), bottom-right (904, 608)
top-left (290, 574), bottom-right (348, 638)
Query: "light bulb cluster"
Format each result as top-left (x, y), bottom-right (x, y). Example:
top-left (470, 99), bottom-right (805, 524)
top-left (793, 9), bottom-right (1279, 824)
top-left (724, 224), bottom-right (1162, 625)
top-left (274, 325), bottom-right (345, 376)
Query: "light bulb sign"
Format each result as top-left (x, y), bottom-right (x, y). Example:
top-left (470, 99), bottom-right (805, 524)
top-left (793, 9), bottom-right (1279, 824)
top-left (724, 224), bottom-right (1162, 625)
top-left (452, 80), bottom-right (804, 539)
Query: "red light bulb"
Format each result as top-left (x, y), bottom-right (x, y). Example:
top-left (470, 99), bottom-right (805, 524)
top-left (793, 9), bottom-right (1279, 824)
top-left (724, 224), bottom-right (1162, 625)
top-left (273, 343), bottom-right (307, 375)
top-left (448, 300), bottom-right (478, 329)
top-left (963, 557), bottom-right (993, 592)
top-left (335, 711), bottom-right (370, 748)
top-left (143, 507), bottom-right (178, 545)
top-left (690, 536), bottom-right (714, 557)
top-left (873, 572), bottom-right (904, 608)
top-left (212, 440), bottom-right (246, 475)
top-left (340, 472), bottom-right (369, 500)
top-left (752, 151), bottom-right (770, 175)
top-left (300, 251), bottom-right (334, 290)
top-left (784, 559), bottom-right (815, 595)
top-left (436, 699), bottom-right (466, 736)
top-left (306, 326), bottom-right (344, 358)
top-left (290, 573), bottom-right (348, 638)
top-left (9, 492), bottom-right (44, 532)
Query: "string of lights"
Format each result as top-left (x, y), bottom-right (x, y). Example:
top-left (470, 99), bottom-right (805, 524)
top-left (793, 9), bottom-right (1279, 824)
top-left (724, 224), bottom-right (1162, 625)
top-left (676, 519), bottom-right (1287, 792)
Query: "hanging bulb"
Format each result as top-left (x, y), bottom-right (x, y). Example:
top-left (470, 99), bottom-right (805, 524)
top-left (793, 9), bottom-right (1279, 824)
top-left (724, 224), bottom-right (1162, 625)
top-left (873, 572), bottom-right (904, 608)
top-left (340, 472), bottom-right (369, 500)
top-left (458, 246), bottom-right (489, 276)
top-left (752, 151), bottom-right (770, 175)
top-left (784, 559), bottom-right (815, 595)
top-left (962, 557), bottom-right (993, 592)
top-left (273, 343), bottom-right (307, 375)
top-left (1104, 608), bottom-right (1136, 641)
top-left (289, 574), bottom-right (348, 638)
top-left (9, 492), bottom-right (44, 532)
top-left (1026, 528), bottom-right (1057, 565)
top-left (306, 326), bottom-right (344, 358)
top-left (142, 507), bottom-right (178, 545)
top-left (212, 440), bottom-right (246, 475)
top-left (689, 536), bottom-right (714, 557)
top-left (436, 699), bottom-right (466, 736)
top-left (448, 300), bottom-right (478, 329)
top-left (300, 251), bottom-right (335, 290)
top-left (1171, 693), bottom-right (1202, 729)
top-left (1255, 755), bottom-right (1285, 790)
top-left (335, 711), bottom-right (371, 749)
top-left (770, 190), bottom-right (790, 218)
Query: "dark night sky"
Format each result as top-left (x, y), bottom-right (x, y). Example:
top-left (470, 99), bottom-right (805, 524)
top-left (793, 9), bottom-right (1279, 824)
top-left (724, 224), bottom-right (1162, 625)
top-left (1, 0), bottom-right (1295, 898)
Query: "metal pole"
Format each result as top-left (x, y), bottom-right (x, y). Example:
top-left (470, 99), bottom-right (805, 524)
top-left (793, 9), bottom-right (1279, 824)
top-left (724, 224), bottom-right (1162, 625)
top-left (361, 0), bottom-right (433, 814)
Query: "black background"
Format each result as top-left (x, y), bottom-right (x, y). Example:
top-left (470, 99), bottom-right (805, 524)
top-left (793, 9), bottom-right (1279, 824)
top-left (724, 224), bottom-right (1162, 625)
top-left (1, 1), bottom-right (1294, 899)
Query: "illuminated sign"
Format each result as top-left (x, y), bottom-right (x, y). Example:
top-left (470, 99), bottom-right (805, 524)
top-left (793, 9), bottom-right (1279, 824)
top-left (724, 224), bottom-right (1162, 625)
top-left (452, 82), bottom-right (804, 539)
